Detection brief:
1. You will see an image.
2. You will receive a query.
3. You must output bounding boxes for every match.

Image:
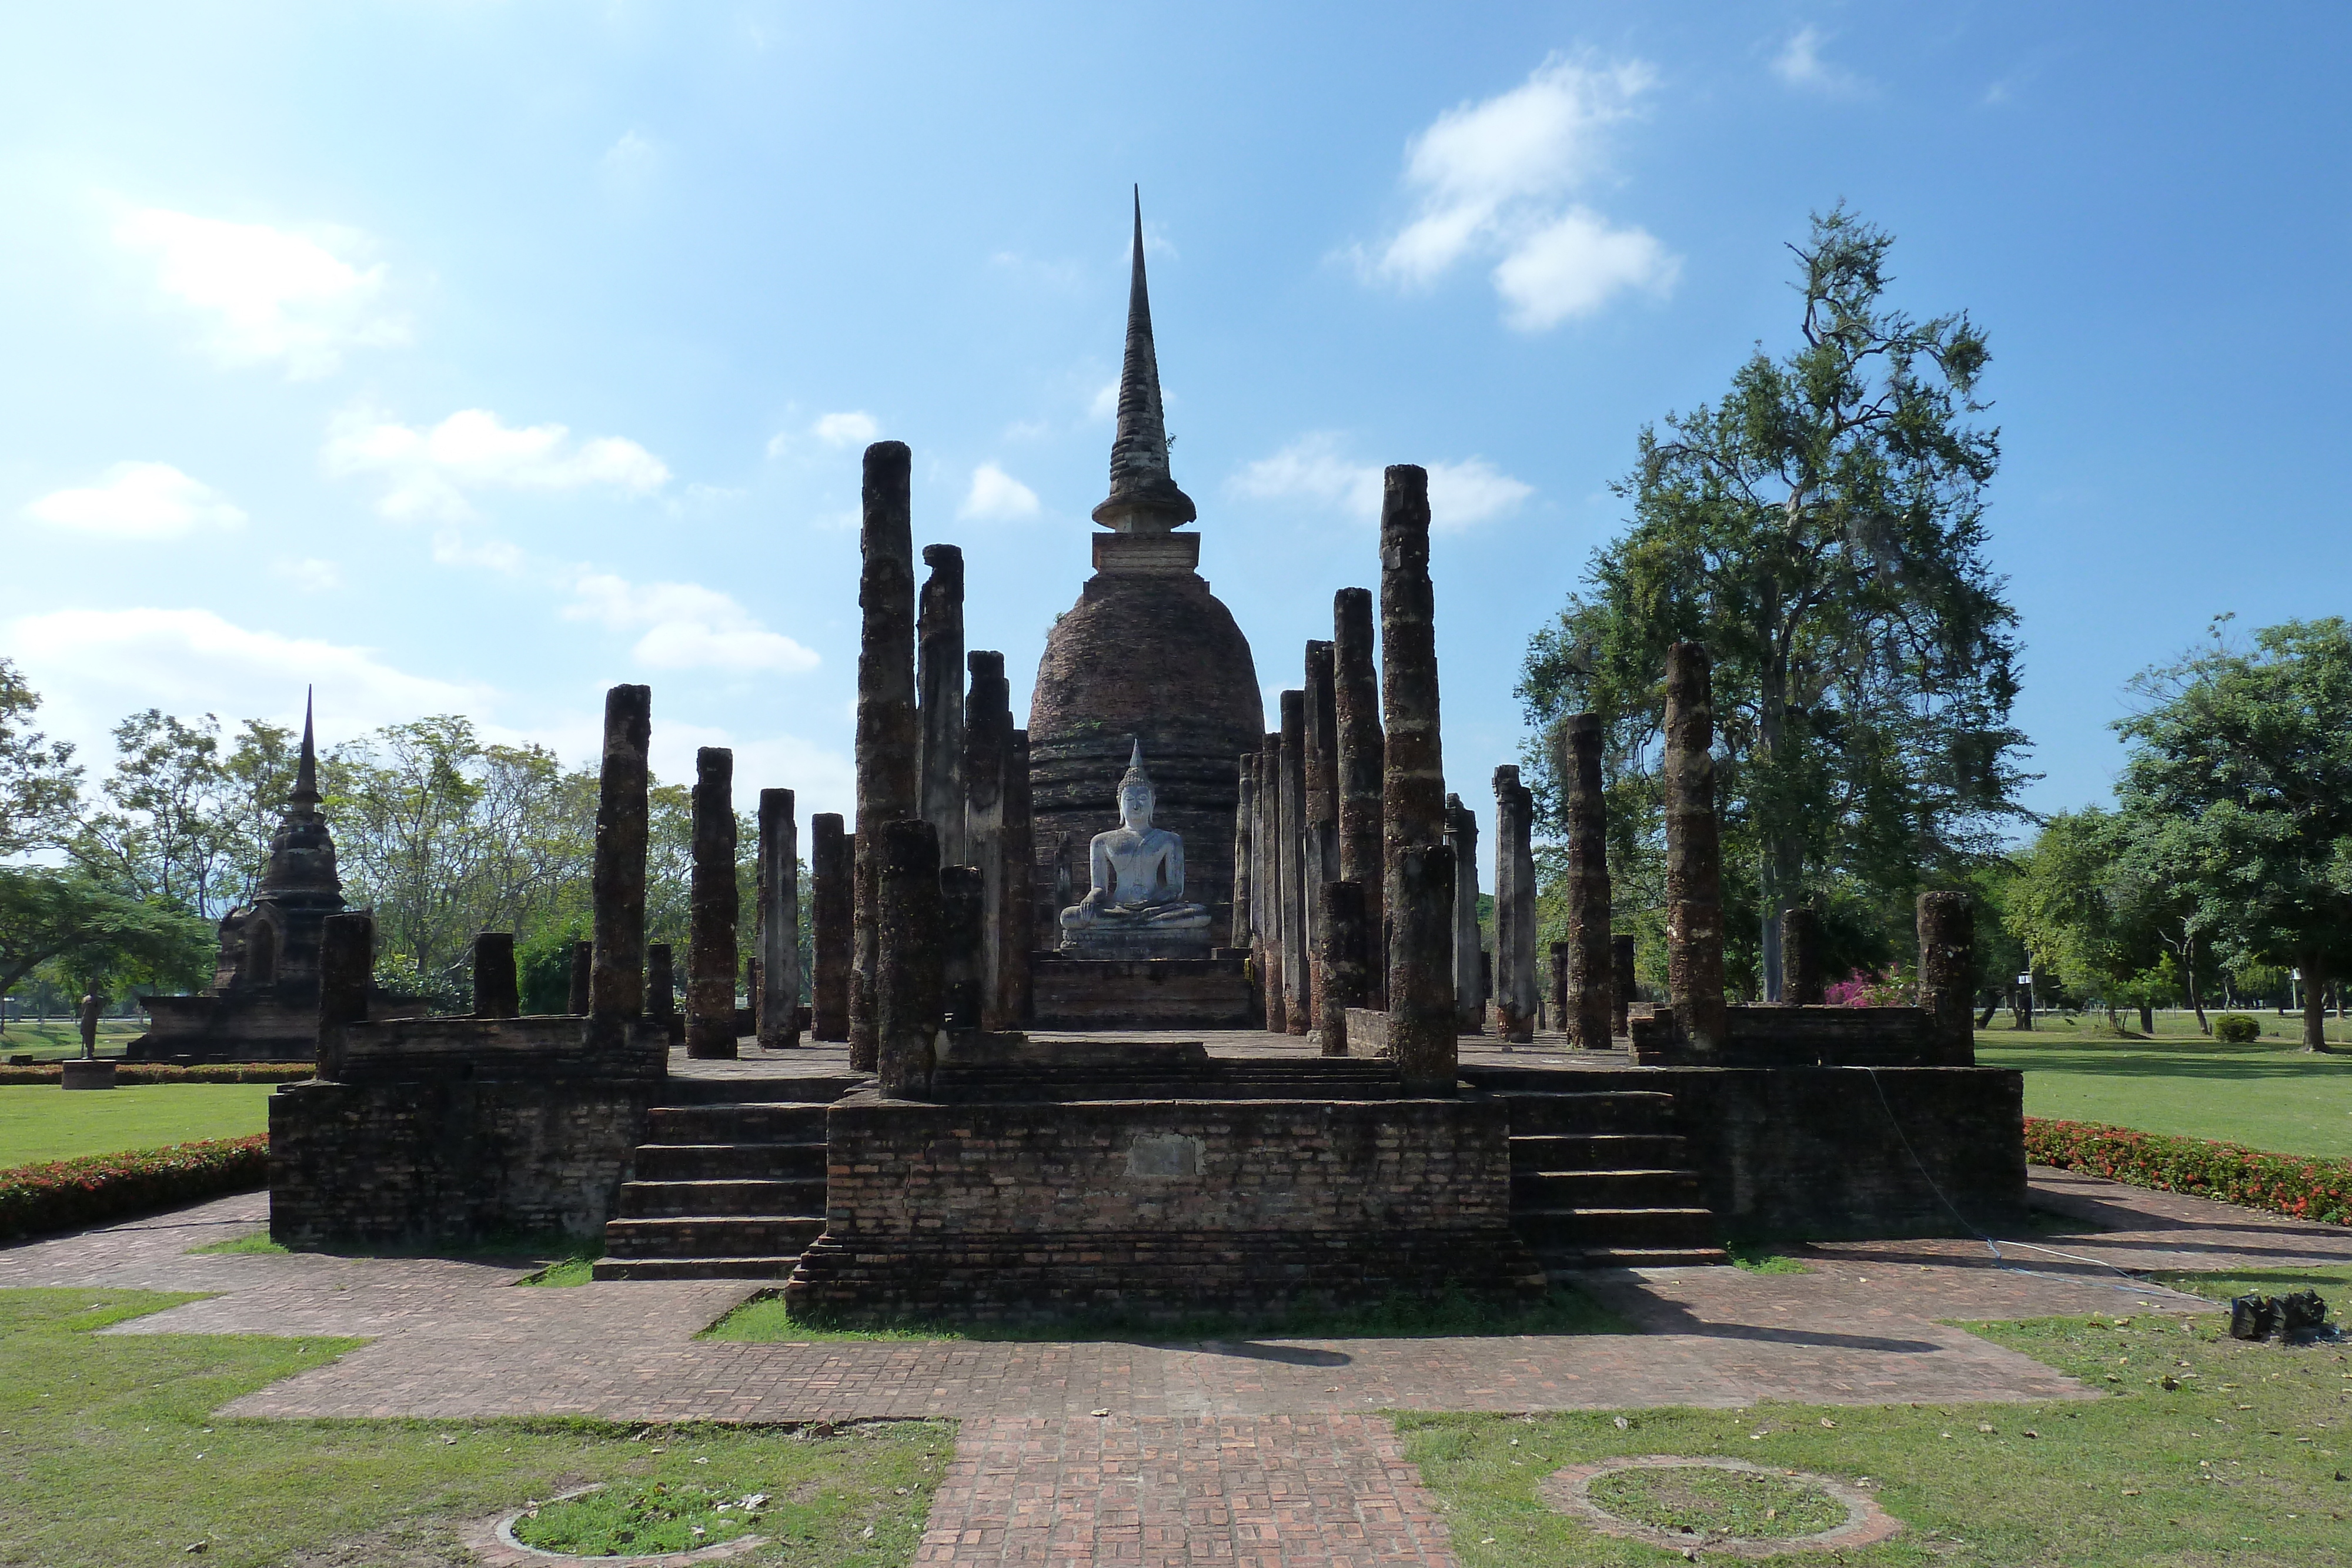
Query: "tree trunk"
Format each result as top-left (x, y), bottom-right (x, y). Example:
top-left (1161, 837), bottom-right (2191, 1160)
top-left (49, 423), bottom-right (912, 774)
top-left (2303, 952), bottom-right (2334, 1053)
top-left (2186, 937), bottom-right (2209, 1034)
top-left (2138, 1001), bottom-right (2154, 1036)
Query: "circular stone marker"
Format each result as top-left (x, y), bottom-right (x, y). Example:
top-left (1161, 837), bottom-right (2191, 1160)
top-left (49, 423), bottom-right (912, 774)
top-left (465, 1485), bottom-right (771, 1567)
top-left (1538, 1456), bottom-right (1902, 1560)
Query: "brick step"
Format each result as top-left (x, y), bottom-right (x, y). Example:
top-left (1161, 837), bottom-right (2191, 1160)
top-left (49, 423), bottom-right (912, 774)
top-left (648, 1102), bottom-right (829, 1143)
top-left (1495, 1091), bottom-right (1679, 1136)
top-left (1511, 1169), bottom-right (1703, 1208)
top-left (1509, 1132), bottom-right (1689, 1171)
top-left (1545, 1246), bottom-right (1731, 1271)
top-left (1511, 1205), bottom-right (1719, 1249)
top-left (660, 1074), bottom-right (866, 1105)
top-left (602, 1215), bottom-right (826, 1258)
top-left (590, 1255), bottom-right (802, 1281)
top-left (616, 1178), bottom-right (827, 1218)
top-left (631, 1142), bottom-right (826, 1182)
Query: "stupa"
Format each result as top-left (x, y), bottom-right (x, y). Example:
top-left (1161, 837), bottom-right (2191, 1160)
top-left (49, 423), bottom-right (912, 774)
top-left (1028, 191), bottom-right (1262, 964)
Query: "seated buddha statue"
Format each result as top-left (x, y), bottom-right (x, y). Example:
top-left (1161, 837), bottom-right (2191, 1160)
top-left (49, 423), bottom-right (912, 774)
top-left (1058, 741), bottom-right (1211, 940)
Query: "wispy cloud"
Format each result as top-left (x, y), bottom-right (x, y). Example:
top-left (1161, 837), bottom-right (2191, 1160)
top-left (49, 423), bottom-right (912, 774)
top-left (1772, 26), bottom-right (1873, 97)
top-left (270, 557), bottom-right (342, 594)
top-left (114, 208), bottom-right (408, 379)
top-left (564, 571), bottom-right (818, 674)
top-left (958, 461), bottom-right (1041, 521)
top-left (324, 407), bottom-right (670, 520)
top-left (22, 462), bottom-right (247, 539)
top-left (1355, 54), bottom-right (1679, 330)
top-left (1230, 433), bottom-right (1532, 530)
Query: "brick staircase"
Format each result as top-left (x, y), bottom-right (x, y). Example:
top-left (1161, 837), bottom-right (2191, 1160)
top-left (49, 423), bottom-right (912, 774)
top-left (1497, 1089), bottom-right (1727, 1272)
top-left (592, 1074), bottom-right (858, 1281)
top-left (928, 1053), bottom-right (1406, 1102)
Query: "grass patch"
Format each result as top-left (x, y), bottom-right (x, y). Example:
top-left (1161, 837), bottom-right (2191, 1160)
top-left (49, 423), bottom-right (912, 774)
top-left (0, 1021), bottom-right (147, 1061)
top-left (1726, 1243), bottom-right (1811, 1275)
top-left (2143, 1261), bottom-right (2352, 1308)
top-left (1589, 1465), bottom-right (1843, 1538)
top-left (0, 1083), bottom-right (275, 1166)
top-left (186, 1231), bottom-right (288, 1256)
top-left (704, 1284), bottom-right (1630, 1343)
top-left (1976, 1029), bottom-right (2352, 1158)
top-left (1400, 1304), bottom-right (2351, 1567)
top-left (518, 1256), bottom-right (598, 1288)
top-left (0, 1286), bottom-right (950, 1567)
top-left (516, 1478), bottom-right (762, 1555)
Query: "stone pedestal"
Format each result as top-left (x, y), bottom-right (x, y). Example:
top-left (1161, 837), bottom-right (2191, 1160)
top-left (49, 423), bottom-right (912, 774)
top-left (61, 1058), bottom-right (116, 1090)
top-left (1030, 954), bottom-right (1256, 1029)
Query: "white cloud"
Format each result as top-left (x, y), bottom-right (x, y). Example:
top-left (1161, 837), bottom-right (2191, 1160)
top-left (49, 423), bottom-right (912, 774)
top-left (1358, 54), bottom-right (1677, 329)
top-left (1088, 380), bottom-right (1120, 422)
top-left (1772, 26), bottom-right (1872, 96)
top-left (21, 462), bottom-right (247, 540)
top-left (114, 208), bottom-right (408, 379)
top-left (270, 557), bottom-right (342, 593)
top-left (430, 530), bottom-right (526, 574)
top-left (564, 571), bottom-right (819, 674)
top-left (1231, 434), bottom-right (1532, 530)
top-left (643, 720), bottom-right (858, 823)
top-left (959, 462), bottom-right (1041, 521)
top-left (602, 131), bottom-right (660, 189)
top-left (323, 407), bottom-right (670, 520)
top-left (811, 411), bottom-right (881, 449)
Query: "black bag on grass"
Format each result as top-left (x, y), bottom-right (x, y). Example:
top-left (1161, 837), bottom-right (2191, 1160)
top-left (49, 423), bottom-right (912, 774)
top-left (2229, 1295), bottom-right (2278, 1340)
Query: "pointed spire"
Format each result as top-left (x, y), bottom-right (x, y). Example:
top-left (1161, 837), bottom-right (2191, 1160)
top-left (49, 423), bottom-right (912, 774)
top-left (1092, 186), bottom-right (1197, 534)
top-left (291, 686), bottom-right (319, 808)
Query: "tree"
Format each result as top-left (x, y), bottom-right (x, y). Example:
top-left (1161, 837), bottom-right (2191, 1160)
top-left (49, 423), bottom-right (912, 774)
top-left (2114, 617), bottom-right (2352, 1052)
top-left (0, 867), bottom-right (212, 1001)
top-left (2006, 810), bottom-right (2162, 1033)
top-left (1519, 207), bottom-right (2029, 996)
top-left (68, 710), bottom-right (236, 916)
top-left (0, 658), bottom-right (82, 858)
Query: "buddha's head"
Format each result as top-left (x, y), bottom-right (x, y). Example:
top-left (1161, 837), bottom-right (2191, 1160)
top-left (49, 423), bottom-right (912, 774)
top-left (1117, 739), bottom-right (1156, 831)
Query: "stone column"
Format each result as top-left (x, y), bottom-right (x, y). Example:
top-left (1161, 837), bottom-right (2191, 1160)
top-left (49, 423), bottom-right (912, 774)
top-left (876, 818), bottom-right (943, 1098)
top-left (1378, 466), bottom-right (1453, 1085)
top-left (853, 442), bottom-right (919, 1072)
top-left (1780, 907), bottom-right (1825, 1005)
top-left (1549, 941), bottom-right (1569, 1031)
top-left (1333, 586), bottom-right (1384, 1004)
top-left (1611, 934), bottom-right (1637, 1038)
top-left (1313, 881), bottom-right (1369, 1058)
top-left (1256, 731), bottom-right (1286, 1032)
top-left (917, 544), bottom-right (967, 870)
top-left (963, 651), bottom-right (1012, 1029)
top-left (472, 932), bottom-right (518, 1019)
top-left (589, 683), bottom-right (650, 1025)
top-left (646, 943), bottom-right (675, 1028)
top-left (1444, 793), bottom-right (1483, 1034)
top-left (1917, 891), bottom-right (1976, 1065)
top-left (1278, 689), bottom-right (1310, 1034)
top-left (1663, 642), bottom-right (1727, 1055)
top-left (810, 815), bottom-right (851, 1041)
top-left (1231, 757), bottom-right (1255, 951)
top-left (940, 864), bottom-right (984, 1030)
top-left (1305, 640), bottom-right (1339, 956)
top-left (1561, 713), bottom-right (1613, 1050)
top-left (1492, 765), bottom-right (1536, 1042)
top-left (758, 788), bottom-right (801, 1048)
top-left (687, 746), bottom-right (739, 1060)
top-left (316, 911), bottom-right (372, 1081)
top-left (568, 941), bottom-right (593, 1015)
top-left (1003, 729), bottom-right (1035, 1026)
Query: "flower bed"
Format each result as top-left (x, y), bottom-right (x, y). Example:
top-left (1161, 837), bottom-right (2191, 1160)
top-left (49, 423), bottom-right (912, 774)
top-left (0, 1062), bottom-right (312, 1086)
top-left (0, 1135), bottom-right (270, 1243)
top-left (2025, 1116), bottom-right (2352, 1227)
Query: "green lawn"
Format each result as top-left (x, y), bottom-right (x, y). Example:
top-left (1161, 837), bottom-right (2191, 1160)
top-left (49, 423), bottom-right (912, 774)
top-left (1977, 1023), bottom-right (2352, 1158)
top-left (0, 1020), bottom-right (149, 1062)
top-left (0, 1288), bottom-right (951, 1568)
top-left (0, 1084), bottom-right (275, 1166)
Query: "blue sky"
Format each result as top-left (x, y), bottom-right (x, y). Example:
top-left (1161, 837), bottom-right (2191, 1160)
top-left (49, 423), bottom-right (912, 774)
top-left (4, 3), bottom-right (2347, 831)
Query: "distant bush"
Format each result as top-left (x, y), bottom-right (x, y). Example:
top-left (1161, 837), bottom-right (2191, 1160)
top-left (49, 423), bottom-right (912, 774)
top-left (2024, 1116), bottom-right (2351, 1226)
top-left (0, 1063), bottom-right (311, 1086)
top-left (0, 1135), bottom-right (269, 1243)
top-left (2214, 1014), bottom-right (2263, 1044)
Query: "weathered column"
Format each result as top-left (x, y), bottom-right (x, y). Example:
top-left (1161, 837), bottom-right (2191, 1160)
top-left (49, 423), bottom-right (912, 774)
top-left (1231, 756), bottom-right (1256, 951)
top-left (1332, 586), bottom-right (1385, 1004)
top-left (876, 818), bottom-right (943, 1098)
top-left (1663, 641), bottom-right (1728, 1055)
top-left (758, 788), bottom-right (801, 1048)
top-left (1549, 941), bottom-right (1569, 1031)
top-left (1379, 466), bottom-right (1454, 1085)
top-left (686, 746), bottom-right (740, 1059)
top-left (1278, 690), bottom-right (1310, 1034)
top-left (940, 864), bottom-right (984, 1030)
top-left (568, 941), bottom-right (593, 1015)
top-left (1256, 730), bottom-right (1286, 1032)
top-left (1305, 640), bottom-right (1339, 956)
top-left (853, 441), bottom-right (919, 1072)
top-left (1003, 729), bottom-right (1035, 1026)
top-left (1562, 713), bottom-right (1614, 1050)
top-left (1917, 890), bottom-right (1976, 1066)
top-left (1313, 880), bottom-right (1370, 1058)
top-left (472, 932), bottom-right (518, 1019)
top-left (1780, 907), bottom-right (1825, 1005)
top-left (316, 911), bottom-right (372, 1080)
top-left (917, 544), bottom-right (968, 870)
top-left (589, 683), bottom-right (650, 1027)
top-left (1611, 934), bottom-right (1636, 1037)
top-left (646, 942), bottom-right (675, 1028)
top-left (1492, 765), bottom-right (1536, 1042)
top-left (963, 651), bottom-right (1013, 1029)
top-left (810, 815), bottom-right (851, 1041)
top-left (1444, 794), bottom-right (1483, 1034)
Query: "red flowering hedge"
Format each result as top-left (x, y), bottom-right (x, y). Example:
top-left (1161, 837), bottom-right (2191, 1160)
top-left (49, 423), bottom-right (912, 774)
top-left (0, 1135), bottom-right (269, 1243)
top-left (0, 1062), bottom-right (312, 1086)
top-left (2025, 1116), bottom-right (2352, 1227)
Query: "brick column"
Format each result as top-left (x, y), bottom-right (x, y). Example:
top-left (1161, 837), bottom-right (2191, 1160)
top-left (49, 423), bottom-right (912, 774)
top-left (759, 788), bottom-right (801, 1047)
top-left (963, 651), bottom-right (1014, 1030)
top-left (918, 544), bottom-right (967, 870)
top-left (1444, 793), bottom-right (1483, 1034)
top-left (1664, 641), bottom-right (1727, 1056)
top-left (589, 683), bottom-right (650, 1025)
top-left (1378, 465), bottom-right (1454, 1089)
top-left (1562, 713), bottom-right (1613, 1051)
top-left (471, 933), bottom-right (517, 1019)
top-left (1780, 907), bottom-right (1825, 1005)
top-left (687, 747), bottom-right (739, 1060)
top-left (1917, 891), bottom-right (1976, 1065)
top-left (1492, 764), bottom-right (1536, 1042)
top-left (1333, 586), bottom-right (1385, 1005)
top-left (810, 815), bottom-right (851, 1041)
top-left (1256, 730), bottom-right (1286, 1032)
top-left (876, 818), bottom-right (942, 1098)
top-left (1313, 880), bottom-right (1369, 1058)
top-left (316, 911), bottom-right (371, 1081)
top-left (1611, 934), bottom-right (1636, 1038)
top-left (646, 942), bottom-right (675, 1029)
top-left (567, 941), bottom-right (592, 1015)
top-left (940, 864), bottom-right (984, 1030)
top-left (1305, 639), bottom-right (1339, 969)
top-left (1003, 729), bottom-right (1034, 1027)
top-left (1231, 756), bottom-right (1256, 951)
top-left (853, 440), bottom-right (918, 1072)
top-left (1278, 690), bottom-right (1311, 1034)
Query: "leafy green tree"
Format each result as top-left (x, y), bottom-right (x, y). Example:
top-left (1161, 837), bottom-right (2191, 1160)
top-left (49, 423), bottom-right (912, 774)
top-left (0, 658), bottom-right (82, 858)
top-left (0, 868), bottom-right (212, 1001)
top-left (1519, 207), bottom-right (2029, 997)
top-left (2114, 617), bottom-right (2352, 1052)
top-left (2007, 810), bottom-right (2162, 1033)
top-left (68, 710), bottom-right (237, 916)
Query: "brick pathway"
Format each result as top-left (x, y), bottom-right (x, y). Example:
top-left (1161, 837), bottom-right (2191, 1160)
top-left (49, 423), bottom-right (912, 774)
top-left (8, 1170), bottom-right (2348, 1565)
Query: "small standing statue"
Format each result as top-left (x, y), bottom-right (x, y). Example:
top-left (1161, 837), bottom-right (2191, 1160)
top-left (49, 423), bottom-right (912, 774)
top-left (1057, 741), bottom-right (1210, 954)
top-left (78, 991), bottom-right (102, 1060)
